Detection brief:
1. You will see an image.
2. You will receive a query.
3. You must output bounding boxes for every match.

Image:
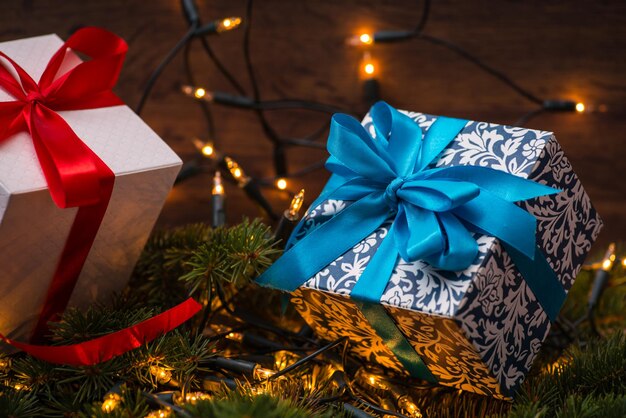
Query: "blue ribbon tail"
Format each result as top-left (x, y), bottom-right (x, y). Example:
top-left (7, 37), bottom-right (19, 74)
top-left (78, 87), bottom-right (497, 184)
top-left (256, 193), bottom-right (390, 291)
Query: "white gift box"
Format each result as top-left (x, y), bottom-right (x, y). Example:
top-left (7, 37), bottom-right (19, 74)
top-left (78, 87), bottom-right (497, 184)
top-left (0, 34), bottom-right (181, 342)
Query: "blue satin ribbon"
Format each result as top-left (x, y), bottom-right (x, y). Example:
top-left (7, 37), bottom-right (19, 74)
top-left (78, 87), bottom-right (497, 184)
top-left (258, 102), bottom-right (565, 380)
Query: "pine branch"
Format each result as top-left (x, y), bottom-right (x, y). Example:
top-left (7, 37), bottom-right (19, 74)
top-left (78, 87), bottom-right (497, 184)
top-left (179, 219), bottom-right (281, 299)
top-left (513, 332), bottom-right (626, 417)
top-left (131, 219), bottom-right (281, 310)
top-left (0, 390), bottom-right (42, 418)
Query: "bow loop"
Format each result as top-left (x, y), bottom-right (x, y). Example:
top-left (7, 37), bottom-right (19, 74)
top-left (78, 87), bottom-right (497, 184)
top-left (370, 102), bottom-right (423, 177)
top-left (327, 113), bottom-right (396, 181)
top-left (0, 27), bottom-right (127, 208)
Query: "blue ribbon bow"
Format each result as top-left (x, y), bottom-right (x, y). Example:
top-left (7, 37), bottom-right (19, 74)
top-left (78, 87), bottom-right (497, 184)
top-left (257, 102), bottom-right (566, 381)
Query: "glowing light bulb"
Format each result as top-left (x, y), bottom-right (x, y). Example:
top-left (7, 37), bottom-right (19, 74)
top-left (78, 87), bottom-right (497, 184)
top-left (217, 17), bottom-right (242, 33)
top-left (601, 243), bottom-right (616, 271)
top-left (101, 393), bottom-right (122, 413)
top-left (226, 331), bottom-right (244, 343)
top-left (149, 365), bottom-right (172, 383)
top-left (224, 157), bottom-right (249, 186)
top-left (253, 366), bottom-right (276, 380)
top-left (575, 102), bottom-right (585, 113)
top-left (194, 88), bottom-right (206, 99)
top-left (622, 257), bottom-right (626, 267)
top-left (174, 391), bottom-right (211, 405)
top-left (287, 189), bottom-right (305, 219)
top-left (276, 178), bottom-right (288, 190)
top-left (146, 409), bottom-right (172, 418)
top-left (361, 52), bottom-right (377, 79)
top-left (397, 394), bottom-right (423, 418)
top-left (347, 31), bottom-right (375, 46)
top-left (212, 172), bottom-right (224, 195)
top-left (192, 138), bottom-right (216, 158)
top-left (12, 383), bottom-right (27, 391)
top-left (202, 144), bottom-right (214, 156)
top-left (359, 33), bottom-right (373, 45)
top-left (0, 358), bottom-right (9, 369)
top-left (354, 367), bottom-right (390, 391)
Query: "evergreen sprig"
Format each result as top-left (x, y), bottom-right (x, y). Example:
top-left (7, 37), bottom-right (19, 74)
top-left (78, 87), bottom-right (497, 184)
top-left (131, 219), bottom-right (280, 308)
top-left (0, 390), bottom-right (42, 418)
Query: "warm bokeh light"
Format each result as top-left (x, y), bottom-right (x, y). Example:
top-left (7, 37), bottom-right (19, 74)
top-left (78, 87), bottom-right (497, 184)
top-left (359, 33), bottom-right (373, 45)
top-left (276, 178), bottom-right (288, 190)
top-left (212, 172), bottom-right (224, 195)
top-left (226, 331), bottom-right (244, 343)
top-left (575, 102), bottom-right (585, 113)
top-left (601, 243), bottom-right (616, 271)
top-left (174, 392), bottom-right (211, 405)
top-left (145, 410), bottom-right (172, 418)
top-left (224, 157), bottom-right (245, 181)
top-left (217, 17), bottom-right (242, 32)
top-left (194, 88), bottom-right (206, 99)
top-left (201, 144), bottom-right (214, 156)
top-left (364, 62), bottom-right (375, 75)
top-left (101, 394), bottom-right (122, 413)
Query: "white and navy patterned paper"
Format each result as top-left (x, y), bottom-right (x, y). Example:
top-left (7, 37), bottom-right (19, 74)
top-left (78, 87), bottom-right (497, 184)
top-left (290, 110), bottom-right (603, 398)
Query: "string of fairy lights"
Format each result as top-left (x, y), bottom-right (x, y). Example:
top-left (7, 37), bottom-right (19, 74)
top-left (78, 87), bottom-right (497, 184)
top-left (136, 0), bottom-right (601, 226)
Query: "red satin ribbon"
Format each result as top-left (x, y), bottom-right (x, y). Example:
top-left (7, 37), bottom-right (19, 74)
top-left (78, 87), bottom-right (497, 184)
top-left (0, 27), bottom-right (199, 365)
top-left (0, 298), bottom-right (202, 366)
top-left (0, 27), bottom-right (126, 341)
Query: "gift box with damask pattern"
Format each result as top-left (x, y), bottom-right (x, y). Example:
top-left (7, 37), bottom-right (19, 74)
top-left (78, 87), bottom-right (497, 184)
top-left (258, 103), bottom-right (603, 399)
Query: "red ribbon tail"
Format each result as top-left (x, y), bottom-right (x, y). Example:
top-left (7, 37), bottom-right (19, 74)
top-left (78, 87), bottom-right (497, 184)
top-left (1, 298), bottom-right (202, 366)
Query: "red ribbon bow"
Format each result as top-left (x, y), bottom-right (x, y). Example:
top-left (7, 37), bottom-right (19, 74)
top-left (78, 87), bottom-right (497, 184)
top-left (0, 26), bottom-right (125, 208)
top-left (0, 28), bottom-right (201, 365)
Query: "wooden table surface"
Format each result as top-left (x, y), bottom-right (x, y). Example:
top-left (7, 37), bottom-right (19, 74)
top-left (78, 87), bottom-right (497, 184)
top-left (2, 0), bottom-right (624, 255)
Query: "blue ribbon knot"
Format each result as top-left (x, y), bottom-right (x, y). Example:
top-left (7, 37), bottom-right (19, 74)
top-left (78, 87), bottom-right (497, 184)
top-left (257, 102), bottom-right (567, 381)
top-left (384, 177), bottom-right (405, 210)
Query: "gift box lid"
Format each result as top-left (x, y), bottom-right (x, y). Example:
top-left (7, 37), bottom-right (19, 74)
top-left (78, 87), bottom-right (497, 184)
top-left (0, 34), bottom-right (181, 196)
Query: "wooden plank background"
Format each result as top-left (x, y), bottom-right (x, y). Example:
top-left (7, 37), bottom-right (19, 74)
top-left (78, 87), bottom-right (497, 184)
top-left (2, 0), bottom-right (624, 254)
